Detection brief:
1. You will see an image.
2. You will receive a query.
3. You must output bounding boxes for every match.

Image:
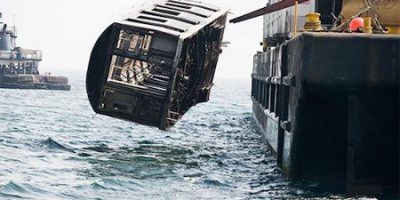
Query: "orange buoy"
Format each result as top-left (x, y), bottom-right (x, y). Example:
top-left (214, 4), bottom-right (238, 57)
top-left (349, 17), bottom-right (364, 32)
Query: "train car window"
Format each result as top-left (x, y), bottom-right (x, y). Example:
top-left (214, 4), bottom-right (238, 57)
top-left (150, 36), bottom-right (177, 54)
top-left (107, 55), bottom-right (153, 87)
top-left (116, 30), bottom-right (152, 56)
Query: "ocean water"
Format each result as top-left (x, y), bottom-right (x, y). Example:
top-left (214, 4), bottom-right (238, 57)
top-left (0, 76), bottom-right (370, 200)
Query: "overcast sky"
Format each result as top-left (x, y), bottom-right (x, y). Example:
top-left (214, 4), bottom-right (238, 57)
top-left (0, 0), bottom-right (266, 79)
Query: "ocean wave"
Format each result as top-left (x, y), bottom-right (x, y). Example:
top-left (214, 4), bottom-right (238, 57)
top-left (37, 137), bottom-right (76, 153)
top-left (0, 78), bottom-right (368, 199)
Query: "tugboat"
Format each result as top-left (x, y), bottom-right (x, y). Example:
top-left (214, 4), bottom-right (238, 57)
top-left (231, 0), bottom-right (399, 196)
top-left (0, 13), bottom-right (71, 91)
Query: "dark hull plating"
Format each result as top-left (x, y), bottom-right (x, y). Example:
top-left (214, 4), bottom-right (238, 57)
top-left (252, 32), bottom-right (399, 195)
top-left (0, 75), bottom-right (71, 91)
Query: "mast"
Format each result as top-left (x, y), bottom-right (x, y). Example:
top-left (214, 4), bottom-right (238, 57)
top-left (230, 0), bottom-right (310, 23)
top-left (13, 15), bottom-right (16, 37)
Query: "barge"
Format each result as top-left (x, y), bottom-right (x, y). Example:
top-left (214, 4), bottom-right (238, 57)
top-left (0, 13), bottom-right (71, 91)
top-left (86, 0), bottom-right (228, 129)
top-left (231, 0), bottom-right (399, 196)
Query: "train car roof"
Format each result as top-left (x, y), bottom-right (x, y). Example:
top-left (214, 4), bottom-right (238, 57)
top-left (118, 0), bottom-right (229, 38)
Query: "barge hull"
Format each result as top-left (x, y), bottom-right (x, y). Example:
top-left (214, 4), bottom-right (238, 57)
top-left (252, 32), bottom-right (399, 195)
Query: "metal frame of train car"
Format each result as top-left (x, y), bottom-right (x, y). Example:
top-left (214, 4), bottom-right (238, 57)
top-left (87, 0), bottom-right (228, 130)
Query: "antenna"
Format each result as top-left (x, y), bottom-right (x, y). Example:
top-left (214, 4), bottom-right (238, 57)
top-left (13, 15), bottom-right (16, 36)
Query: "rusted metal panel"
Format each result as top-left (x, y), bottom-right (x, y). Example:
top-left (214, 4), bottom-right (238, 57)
top-left (341, 0), bottom-right (400, 27)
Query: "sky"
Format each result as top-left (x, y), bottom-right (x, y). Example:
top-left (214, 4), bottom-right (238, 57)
top-left (0, 0), bottom-right (266, 79)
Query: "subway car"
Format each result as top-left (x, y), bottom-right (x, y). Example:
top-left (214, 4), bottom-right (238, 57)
top-left (86, 0), bottom-right (228, 129)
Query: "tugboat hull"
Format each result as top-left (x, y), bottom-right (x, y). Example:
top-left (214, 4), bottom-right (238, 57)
top-left (0, 12), bottom-right (71, 91)
top-left (0, 75), bottom-right (71, 91)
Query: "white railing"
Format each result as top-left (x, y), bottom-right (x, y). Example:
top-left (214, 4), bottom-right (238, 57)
top-left (20, 50), bottom-right (42, 60)
top-left (0, 50), bottom-right (42, 60)
top-left (0, 51), bottom-right (15, 59)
